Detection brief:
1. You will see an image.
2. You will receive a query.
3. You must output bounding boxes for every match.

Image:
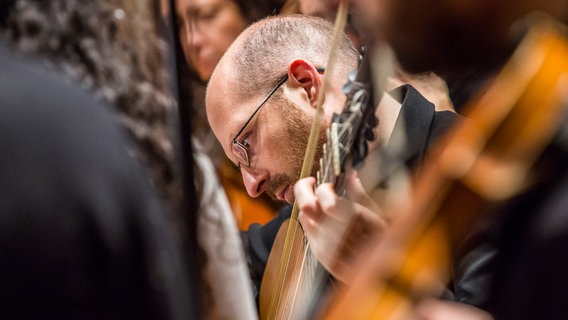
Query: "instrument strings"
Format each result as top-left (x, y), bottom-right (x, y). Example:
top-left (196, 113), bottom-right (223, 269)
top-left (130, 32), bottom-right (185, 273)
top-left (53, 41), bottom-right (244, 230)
top-left (268, 2), bottom-right (350, 319)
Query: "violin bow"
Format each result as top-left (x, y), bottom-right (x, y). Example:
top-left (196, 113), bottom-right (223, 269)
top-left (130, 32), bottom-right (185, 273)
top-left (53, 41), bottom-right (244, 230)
top-left (261, 3), bottom-right (350, 319)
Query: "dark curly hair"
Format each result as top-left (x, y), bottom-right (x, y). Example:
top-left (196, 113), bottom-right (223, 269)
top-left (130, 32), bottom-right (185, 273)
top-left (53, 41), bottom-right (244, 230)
top-left (1, 0), bottom-right (182, 215)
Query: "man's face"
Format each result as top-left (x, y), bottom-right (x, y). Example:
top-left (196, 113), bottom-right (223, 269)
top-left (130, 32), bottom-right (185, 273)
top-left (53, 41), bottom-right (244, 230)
top-left (207, 81), bottom-right (326, 204)
top-left (251, 94), bottom-right (326, 204)
top-left (176, 0), bottom-right (247, 81)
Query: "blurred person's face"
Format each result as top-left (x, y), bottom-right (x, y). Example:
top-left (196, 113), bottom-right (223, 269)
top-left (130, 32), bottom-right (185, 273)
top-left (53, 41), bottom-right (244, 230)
top-left (343, 0), bottom-right (458, 73)
top-left (354, 0), bottom-right (481, 74)
top-left (298, 0), bottom-right (363, 50)
top-left (176, 0), bottom-right (247, 82)
top-left (298, 0), bottom-right (334, 21)
top-left (346, 0), bottom-right (548, 75)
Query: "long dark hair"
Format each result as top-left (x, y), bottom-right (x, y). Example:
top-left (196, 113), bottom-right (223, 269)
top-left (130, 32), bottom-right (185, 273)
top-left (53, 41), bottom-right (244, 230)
top-left (1, 0), bottom-right (181, 216)
top-left (1, 0), bottom-right (206, 317)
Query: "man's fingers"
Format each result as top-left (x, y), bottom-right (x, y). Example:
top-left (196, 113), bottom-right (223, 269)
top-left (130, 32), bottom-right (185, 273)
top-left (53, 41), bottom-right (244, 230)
top-left (294, 177), bottom-right (318, 213)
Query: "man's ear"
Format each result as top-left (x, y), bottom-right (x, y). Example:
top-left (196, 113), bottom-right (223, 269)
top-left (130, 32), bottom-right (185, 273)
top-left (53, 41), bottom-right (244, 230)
top-left (286, 59), bottom-right (322, 107)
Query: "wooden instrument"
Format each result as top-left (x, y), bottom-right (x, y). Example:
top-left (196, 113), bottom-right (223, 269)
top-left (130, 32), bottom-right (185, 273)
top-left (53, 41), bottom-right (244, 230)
top-left (258, 3), bottom-right (393, 318)
top-left (315, 14), bottom-right (568, 320)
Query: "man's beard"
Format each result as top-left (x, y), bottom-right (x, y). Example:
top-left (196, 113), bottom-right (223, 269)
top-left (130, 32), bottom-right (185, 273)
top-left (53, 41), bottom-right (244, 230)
top-left (265, 94), bottom-right (327, 202)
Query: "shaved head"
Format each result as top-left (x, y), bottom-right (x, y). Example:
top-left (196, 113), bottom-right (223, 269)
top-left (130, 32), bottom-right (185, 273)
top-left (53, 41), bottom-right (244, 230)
top-left (205, 15), bottom-right (359, 202)
top-left (208, 14), bottom-right (358, 102)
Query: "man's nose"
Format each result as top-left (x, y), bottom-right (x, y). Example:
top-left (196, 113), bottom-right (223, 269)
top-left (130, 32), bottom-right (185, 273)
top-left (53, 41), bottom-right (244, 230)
top-left (240, 166), bottom-right (269, 198)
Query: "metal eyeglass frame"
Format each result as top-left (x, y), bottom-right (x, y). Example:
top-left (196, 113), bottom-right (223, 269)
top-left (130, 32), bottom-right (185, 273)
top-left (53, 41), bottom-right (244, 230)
top-left (231, 67), bottom-right (325, 168)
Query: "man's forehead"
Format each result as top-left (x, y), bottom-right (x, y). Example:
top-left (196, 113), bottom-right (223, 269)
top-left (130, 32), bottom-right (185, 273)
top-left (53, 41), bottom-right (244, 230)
top-left (207, 71), bottom-right (260, 129)
top-left (208, 58), bottom-right (263, 109)
top-left (207, 60), bottom-right (235, 105)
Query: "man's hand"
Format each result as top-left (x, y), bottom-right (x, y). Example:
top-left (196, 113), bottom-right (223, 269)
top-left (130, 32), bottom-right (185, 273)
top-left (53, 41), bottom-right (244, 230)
top-left (294, 172), bottom-right (386, 283)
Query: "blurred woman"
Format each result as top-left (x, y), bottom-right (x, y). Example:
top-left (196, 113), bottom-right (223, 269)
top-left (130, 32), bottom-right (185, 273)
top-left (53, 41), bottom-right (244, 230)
top-left (175, 0), bottom-right (286, 230)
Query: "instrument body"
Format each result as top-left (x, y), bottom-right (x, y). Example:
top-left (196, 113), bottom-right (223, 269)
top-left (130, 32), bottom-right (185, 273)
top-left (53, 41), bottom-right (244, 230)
top-left (318, 15), bottom-right (568, 319)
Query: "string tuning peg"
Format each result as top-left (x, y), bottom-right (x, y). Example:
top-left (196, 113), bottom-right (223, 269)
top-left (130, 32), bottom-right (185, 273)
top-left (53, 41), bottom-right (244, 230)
top-left (342, 69), bottom-right (359, 95)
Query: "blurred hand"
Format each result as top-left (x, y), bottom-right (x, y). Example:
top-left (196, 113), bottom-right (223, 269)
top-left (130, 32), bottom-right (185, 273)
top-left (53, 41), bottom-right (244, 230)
top-left (388, 71), bottom-right (455, 112)
top-left (416, 299), bottom-right (493, 320)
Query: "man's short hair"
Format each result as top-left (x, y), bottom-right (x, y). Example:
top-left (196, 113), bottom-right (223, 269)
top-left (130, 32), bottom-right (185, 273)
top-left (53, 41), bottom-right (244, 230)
top-left (229, 14), bottom-right (359, 99)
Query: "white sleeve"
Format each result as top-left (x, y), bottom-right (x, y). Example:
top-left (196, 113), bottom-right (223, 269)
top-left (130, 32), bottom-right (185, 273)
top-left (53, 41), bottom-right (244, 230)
top-left (193, 139), bottom-right (258, 320)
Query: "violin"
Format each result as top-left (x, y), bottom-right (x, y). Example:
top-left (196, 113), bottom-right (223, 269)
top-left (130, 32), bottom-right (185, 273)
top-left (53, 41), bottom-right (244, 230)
top-left (315, 14), bottom-right (568, 320)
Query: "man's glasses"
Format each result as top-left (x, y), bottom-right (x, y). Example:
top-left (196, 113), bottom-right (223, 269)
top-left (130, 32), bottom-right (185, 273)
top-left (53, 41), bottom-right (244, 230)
top-left (231, 67), bottom-right (325, 168)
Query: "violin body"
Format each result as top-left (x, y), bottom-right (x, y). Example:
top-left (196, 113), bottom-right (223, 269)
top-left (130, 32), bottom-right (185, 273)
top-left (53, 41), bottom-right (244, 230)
top-left (317, 14), bottom-right (568, 320)
top-left (260, 217), bottom-right (319, 319)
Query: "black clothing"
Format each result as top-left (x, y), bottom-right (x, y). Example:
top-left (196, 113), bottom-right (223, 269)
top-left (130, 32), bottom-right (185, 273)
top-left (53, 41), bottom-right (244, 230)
top-left (0, 42), bottom-right (192, 319)
top-left (241, 84), bottom-right (471, 304)
top-left (388, 84), bottom-right (459, 172)
top-left (447, 219), bottom-right (497, 308)
top-left (241, 205), bottom-right (292, 302)
top-left (445, 66), bottom-right (499, 113)
top-left (391, 86), bottom-right (496, 308)
top-left (448, 18), bottom-right (568, 319)
top-left (486, 113), bottom-right (568, 319)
